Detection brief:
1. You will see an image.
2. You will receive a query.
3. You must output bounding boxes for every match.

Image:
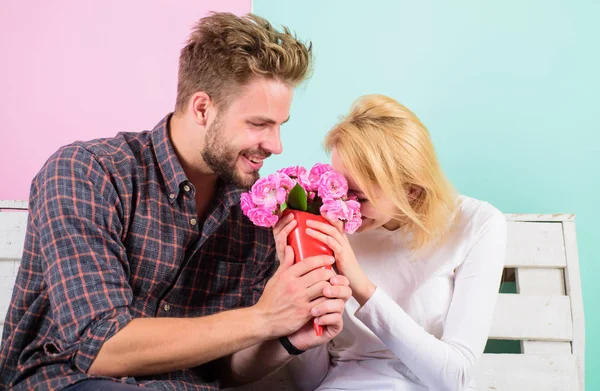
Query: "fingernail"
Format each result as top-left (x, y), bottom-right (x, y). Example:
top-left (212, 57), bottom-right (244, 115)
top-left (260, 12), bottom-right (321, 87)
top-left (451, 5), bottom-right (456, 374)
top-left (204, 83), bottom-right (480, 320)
top-left (312, 308), bottom-right (319, 316)
top-left (324, 288), bottom-right (332, 296)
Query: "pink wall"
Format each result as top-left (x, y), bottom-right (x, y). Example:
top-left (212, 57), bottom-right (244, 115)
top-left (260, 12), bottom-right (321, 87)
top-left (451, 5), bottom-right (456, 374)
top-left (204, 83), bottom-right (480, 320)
top-left (0, 1), bottom-right (251, 200)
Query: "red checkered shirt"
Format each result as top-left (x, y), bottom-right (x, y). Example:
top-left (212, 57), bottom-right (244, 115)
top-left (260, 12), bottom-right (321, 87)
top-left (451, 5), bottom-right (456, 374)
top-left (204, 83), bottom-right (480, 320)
top-left (0, 115), bottom-right (276, 390)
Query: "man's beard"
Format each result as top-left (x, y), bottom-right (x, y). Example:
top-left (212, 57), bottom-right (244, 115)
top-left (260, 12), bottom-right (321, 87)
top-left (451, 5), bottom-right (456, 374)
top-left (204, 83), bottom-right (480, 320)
top-left (201, 116), bottom-right (270, 190)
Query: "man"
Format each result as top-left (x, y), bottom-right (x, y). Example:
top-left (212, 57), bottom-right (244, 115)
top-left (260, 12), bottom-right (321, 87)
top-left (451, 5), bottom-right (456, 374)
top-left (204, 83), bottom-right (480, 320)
top-left (0, 13), bottom-right (351, 390)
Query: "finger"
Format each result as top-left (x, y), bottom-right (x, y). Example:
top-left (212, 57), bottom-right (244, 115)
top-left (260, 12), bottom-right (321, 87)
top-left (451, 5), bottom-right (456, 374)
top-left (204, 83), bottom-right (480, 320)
top-left (305, 280), bottom-right (331, 301)
top-left (275, 219), bottom-right (297, 253)
top-left (311, 299), bottom-right (345, 317)
top-left (305, 228), bottom-right (343, 253)
top-left (323, 284), bottom-right (352, 301)
top-left (273, 213), bottom-right (294, 236)
top-left (334, 220), bottom-right (345, 234)
top-left (306, 219), bottom-right (343, 239)
top-left (308, 296), bottom-right (328, 308)
top-left (329, 274), bottom-right (350, 287)
top-left (278, 245), bottom-right (295, 270)
top-left (314, 312), bottom-right (342, 327)
top-left (280, 219), bottom-right (297, 239)
top-left (290, 255), bottom-right (335, 277)
top-left (300, 267), bottom-right (336, 289)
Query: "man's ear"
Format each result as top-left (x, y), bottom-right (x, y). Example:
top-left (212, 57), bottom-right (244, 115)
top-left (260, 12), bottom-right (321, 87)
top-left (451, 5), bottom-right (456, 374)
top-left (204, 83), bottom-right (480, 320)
top-left (189, 91), bottom-right (213, 127)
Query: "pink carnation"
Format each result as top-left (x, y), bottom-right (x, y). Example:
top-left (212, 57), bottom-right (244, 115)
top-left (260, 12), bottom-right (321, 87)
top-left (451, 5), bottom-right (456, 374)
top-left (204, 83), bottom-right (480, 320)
top-left (245, 207), bottom-right (279, 228)
top-left (240, 192), bottom-right (255, 215)
top-left (276, 172), bottom-right (296, 192)
top-left (320, 198), bottom-right (363, 233)
top-left (317, 171), bottom-right (348, 200)
top-left (320, 198), bottom-right (350, 222)
top-left (344, 216), bottom-right (362, 234)
top-left (344, 200), bottom-right (362, 234)
top-left (278, 166), bottom-right (311, 191)
top-left (251, 174), bottom-right (287, 210)
top-left (308, 163), bottom-right (333, 191)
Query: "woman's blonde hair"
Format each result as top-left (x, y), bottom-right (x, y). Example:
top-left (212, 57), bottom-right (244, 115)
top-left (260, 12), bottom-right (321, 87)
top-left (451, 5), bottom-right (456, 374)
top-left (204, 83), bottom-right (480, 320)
top-left (324, 94), bottom-right (458, 250)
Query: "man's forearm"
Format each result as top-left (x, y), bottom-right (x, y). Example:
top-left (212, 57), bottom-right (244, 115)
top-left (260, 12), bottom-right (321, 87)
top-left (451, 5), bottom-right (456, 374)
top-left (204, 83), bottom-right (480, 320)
top-left (88, 306), bottom-right (270, 377)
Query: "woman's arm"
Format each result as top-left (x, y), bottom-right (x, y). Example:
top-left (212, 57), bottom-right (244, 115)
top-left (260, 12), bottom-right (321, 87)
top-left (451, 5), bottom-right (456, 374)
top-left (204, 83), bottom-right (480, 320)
top-left (286, 343), bottom-right (331, 391)
top-left (353, 211), bottom-right (507, 391)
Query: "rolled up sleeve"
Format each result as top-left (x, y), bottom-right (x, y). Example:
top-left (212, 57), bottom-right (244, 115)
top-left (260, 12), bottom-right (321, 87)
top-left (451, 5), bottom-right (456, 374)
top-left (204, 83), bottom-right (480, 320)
top-left (33, 145), bottom-right (134, 373)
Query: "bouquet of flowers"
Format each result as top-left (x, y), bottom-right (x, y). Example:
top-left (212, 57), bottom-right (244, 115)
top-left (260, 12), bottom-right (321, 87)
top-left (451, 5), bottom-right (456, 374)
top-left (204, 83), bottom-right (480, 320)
top-left (240, 163), bottom-right (362, 234)
top-left (240, 163), bottom-right (362, 336)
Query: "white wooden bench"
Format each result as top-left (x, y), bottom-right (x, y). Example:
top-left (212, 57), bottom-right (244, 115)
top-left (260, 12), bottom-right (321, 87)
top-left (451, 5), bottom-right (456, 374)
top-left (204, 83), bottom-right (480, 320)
top-left (0, 201), bottom-right (585, 390)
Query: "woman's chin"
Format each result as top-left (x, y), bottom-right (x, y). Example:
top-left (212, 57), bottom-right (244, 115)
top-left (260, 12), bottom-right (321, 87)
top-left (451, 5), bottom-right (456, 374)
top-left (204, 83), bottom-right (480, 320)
top-left (356, 219), bottom-right (375, 233)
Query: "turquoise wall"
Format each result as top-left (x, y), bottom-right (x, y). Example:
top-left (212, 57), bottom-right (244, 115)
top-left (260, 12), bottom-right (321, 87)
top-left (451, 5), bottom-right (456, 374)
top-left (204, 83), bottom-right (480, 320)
top-left (254, 0), bottom-right (599, 388)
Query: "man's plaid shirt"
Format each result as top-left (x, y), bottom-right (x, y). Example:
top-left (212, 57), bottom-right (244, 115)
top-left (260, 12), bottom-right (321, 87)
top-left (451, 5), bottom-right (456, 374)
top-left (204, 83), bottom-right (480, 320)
top-left (0, 115), bottom-right (276, 390)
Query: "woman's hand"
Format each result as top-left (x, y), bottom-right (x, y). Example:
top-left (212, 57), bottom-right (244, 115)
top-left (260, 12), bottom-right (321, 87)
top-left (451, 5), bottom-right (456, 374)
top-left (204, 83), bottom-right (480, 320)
top-left (305, 219), bottom-right (376, 306)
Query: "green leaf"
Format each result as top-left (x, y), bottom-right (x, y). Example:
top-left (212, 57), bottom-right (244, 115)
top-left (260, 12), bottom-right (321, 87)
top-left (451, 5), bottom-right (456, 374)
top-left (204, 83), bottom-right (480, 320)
top-left (279, 201), bottom-right (288, 213)
top-left (287, 183), bottom-right (308, 211)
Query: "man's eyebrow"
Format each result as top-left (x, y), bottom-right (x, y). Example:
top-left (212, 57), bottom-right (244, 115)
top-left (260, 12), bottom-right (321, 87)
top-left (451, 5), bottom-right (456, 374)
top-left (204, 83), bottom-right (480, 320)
top-left (248, 116), bottom-right (291, 125)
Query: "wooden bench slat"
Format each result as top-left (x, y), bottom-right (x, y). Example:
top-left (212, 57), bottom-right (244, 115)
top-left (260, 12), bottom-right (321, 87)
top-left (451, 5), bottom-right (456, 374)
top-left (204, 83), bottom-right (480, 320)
top-left (476, 354), bottom-right (578, 391)
top-left (521, 341), bottom-right (572, 355)
top-left (0, 200), bottom-right (28, 210)
top-left (562, 221), bottom-right (585, 391)
top-left (0, 212), bottom-right (28, 261)
top-left (516, 268), bottom-right (565, 296)
top-left (505, 222), bottom-right (567, 267)
top-left (488, 294), bottom-right (572, 341)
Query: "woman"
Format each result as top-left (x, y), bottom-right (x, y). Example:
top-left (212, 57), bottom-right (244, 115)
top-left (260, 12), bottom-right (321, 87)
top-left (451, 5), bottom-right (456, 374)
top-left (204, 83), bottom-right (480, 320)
top-left (274, 94), bottom-right (507, 390)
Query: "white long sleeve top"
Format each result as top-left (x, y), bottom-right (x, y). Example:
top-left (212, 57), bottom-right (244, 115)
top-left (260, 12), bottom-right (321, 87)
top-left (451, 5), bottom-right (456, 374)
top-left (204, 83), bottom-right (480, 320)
top-left (287, 196), bottom-right (507, 391)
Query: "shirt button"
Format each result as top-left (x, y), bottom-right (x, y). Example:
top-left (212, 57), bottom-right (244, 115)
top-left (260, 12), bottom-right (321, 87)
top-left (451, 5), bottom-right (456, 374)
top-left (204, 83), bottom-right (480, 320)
top-left (190, 218), bottom-right (197, 226)
top-left (169, 193), bottom-right (175, 200)
top-left (164, 304), bottom-right (171, 312)
top-left (183, 184), bottom-right (191, 192)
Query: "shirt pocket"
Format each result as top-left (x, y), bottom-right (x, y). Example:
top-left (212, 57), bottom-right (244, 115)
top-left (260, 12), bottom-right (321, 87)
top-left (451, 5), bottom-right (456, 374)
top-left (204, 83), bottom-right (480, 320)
top-left (187, 255), bottom-right (255, 316)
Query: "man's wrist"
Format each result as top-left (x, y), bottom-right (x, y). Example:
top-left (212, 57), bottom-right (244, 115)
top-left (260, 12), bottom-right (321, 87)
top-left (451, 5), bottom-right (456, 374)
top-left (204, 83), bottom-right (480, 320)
top-left (246, 305), bottom-right (274, 340)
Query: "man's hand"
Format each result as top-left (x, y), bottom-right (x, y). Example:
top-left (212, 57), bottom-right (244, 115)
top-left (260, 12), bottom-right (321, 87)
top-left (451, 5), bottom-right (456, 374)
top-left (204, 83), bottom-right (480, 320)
top-left (287, 273), bottom-right (351, 351)
top-left (254, 245), bottom-right (336, 338)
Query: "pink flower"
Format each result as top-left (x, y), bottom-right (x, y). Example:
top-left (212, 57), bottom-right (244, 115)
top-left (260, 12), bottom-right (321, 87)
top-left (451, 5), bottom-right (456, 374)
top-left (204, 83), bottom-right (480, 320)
top-left (320, 198), bottom-right (350, 222)
top-left (278, 166), bottom-right (311, 191)
top-left (344, 200), bottom-right (362, 234)
top-left (345, 199), bottom-right (361, 219)
top-left (320, 198), bottom-right (363, 233)
top-left (309, 163), bottom-right (332, 182)
top-left (245, 207), bottom-right (279, 227)
top-left (251, 175), bottom-right (287, 209)
top-left (344, 216), bottom-right (362, 234)
top-left (308, 163), bottom-right (333, 191)
top-left (276, 172), bottom-right (296, 192)
top-left (240, 192), bottom-right (255, 215)
top-left (318, 171), bottom-right (349, 200)
top-left (347, 192), bottom-right (358, 202)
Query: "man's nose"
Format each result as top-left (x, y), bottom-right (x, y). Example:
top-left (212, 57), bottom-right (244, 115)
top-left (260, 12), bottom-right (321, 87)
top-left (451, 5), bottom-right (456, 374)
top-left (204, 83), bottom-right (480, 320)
top-left (261, 126), bottom-right (283, 155)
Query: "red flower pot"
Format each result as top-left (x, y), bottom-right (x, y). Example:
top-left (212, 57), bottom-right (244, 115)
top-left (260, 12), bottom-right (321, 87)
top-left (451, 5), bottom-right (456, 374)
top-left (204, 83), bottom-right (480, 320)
top-left (282, 209), bottom-right (334, 336)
